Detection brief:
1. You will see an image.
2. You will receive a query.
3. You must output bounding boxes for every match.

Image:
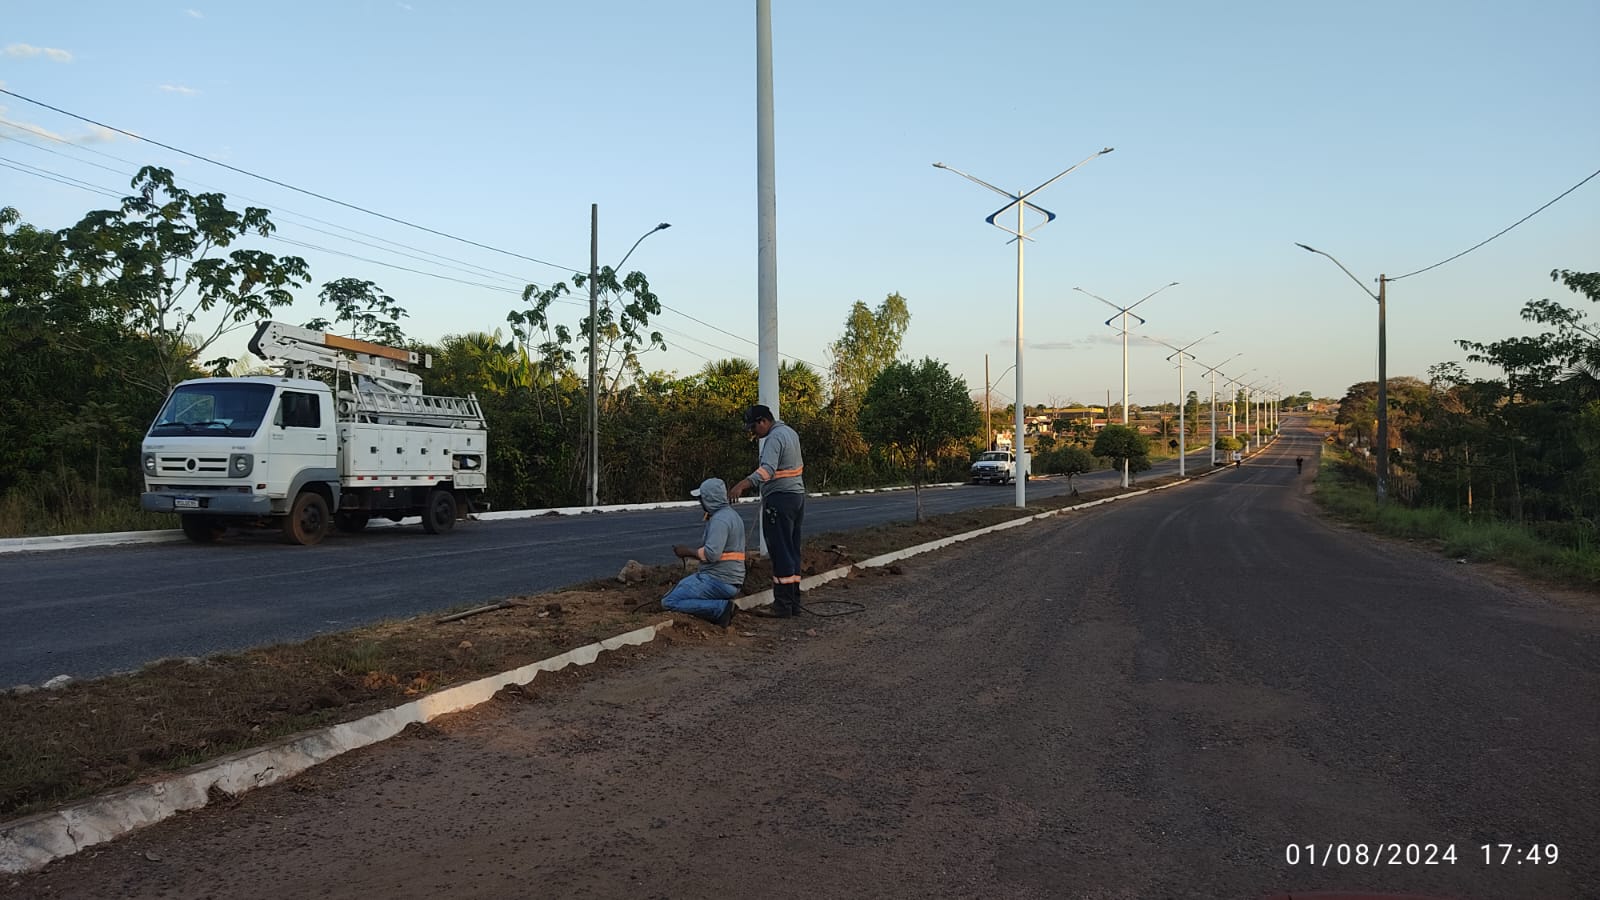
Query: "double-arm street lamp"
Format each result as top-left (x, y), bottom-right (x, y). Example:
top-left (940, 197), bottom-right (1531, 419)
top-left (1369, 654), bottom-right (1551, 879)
top-left (935, 147), bottom-right (1114, 508)
top-left (1075, 281), bottom-right (1180, 486)
top-left (588, 211), bottom-right (671, 507)
top-left (1200, 353), bottom-right (1241, 465)
top-left (1296, 242), bottom-right (1388, 504)
top-left (1150, 331), bottom-right (1218, 476)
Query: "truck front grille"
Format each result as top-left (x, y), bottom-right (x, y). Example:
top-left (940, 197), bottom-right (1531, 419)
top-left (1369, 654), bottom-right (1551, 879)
top-left (156, 455), bottom-right (229, 475)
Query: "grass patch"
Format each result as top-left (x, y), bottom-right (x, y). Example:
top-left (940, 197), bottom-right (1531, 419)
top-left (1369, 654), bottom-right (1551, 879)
top-left (0, 473), bottom-right (1203, 821)
top-left (1312, 445), bottom-right (1600, 587)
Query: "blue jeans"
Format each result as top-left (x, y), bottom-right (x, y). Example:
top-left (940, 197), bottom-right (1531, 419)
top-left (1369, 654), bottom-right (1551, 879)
top-left (661, 572), bottom-right (739, 622)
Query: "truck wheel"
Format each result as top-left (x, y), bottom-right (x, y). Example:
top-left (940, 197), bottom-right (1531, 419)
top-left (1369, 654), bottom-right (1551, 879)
top-left (422, 489), bottom-right (457, 534)
top-left (282, 492), bottom-right (329, 546)
top-left (180, 516), bottom-right (225, 543)
top-left (334, 511), bottom-right (370, 533)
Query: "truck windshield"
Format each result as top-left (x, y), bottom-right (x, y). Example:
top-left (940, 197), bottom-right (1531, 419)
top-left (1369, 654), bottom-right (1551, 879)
top-left (979, 452), bottom-right (1011, 462)
top-left (148, 382), bottom-right (276, 437)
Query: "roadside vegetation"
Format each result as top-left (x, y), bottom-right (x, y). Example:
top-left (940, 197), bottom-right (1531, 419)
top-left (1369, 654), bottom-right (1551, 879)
top-left (1319, 268), bottom-right (1600, 589)
top-left (1315, 444), bottom-right (1600, 588)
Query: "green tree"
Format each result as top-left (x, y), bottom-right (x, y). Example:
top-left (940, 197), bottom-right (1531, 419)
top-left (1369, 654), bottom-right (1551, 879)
top-left (0, 206), bottom-right (162, 510)
top-left (828, 292), bottom-right (911, 407)
top-left (858, 357), bottom-right (980, 520)
top-left (304, 277), bottom-right (408, 345)
top-left (1093, 424), bottom-right (1150, 483)
top-left (1046, 444), bottom-right (1095, 494)
top-left (60, 166), bottom-right (310, 397)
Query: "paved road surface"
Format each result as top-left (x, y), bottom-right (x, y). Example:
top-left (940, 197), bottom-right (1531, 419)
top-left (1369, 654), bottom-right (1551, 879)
top-left (9, 425), bottom-right (1595, 898)
top-left (0, 447), bottom-right (1218, 685)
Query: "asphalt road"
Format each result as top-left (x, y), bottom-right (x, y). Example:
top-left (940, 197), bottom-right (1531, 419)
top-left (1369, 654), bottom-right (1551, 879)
top-left (9, 424), bottom-right (1595, 898)
top-left (0, 447), bottom-right (1217, 686)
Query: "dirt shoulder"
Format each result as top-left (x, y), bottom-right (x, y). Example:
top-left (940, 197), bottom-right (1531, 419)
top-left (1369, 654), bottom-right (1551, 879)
top-left (0, 472), bottom-right (1205, 822)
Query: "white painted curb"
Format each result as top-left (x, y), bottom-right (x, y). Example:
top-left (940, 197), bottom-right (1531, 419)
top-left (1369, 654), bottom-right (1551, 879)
top-left (0, 482), bottom-right (965, 556)
top-left (0, 621), bottom-right (672, 875)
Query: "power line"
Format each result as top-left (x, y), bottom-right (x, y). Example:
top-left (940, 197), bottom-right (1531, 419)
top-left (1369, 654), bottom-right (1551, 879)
top-left (0, 87), bottom-right (580, 273)
top-left (1, 113), bottom-right (549, 286)
top-left (3, 145), bottom-right (825, 373)
top-left (0, 156), bottom-right (122, 200)
top-left (1390, 165), bottom-right (1600, 282)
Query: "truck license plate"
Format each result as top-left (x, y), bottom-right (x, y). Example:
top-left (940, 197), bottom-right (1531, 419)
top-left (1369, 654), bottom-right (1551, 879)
top-left (174, 497), bottom-right (200, 509)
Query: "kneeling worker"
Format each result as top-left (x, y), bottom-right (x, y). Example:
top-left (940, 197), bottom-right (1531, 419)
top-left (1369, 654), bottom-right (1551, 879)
top-left (664, 478), bottom-right (744, 627)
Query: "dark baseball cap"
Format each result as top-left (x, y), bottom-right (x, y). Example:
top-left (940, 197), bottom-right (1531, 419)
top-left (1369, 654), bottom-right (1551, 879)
top-left (743, 404), bottom-right (773, 429)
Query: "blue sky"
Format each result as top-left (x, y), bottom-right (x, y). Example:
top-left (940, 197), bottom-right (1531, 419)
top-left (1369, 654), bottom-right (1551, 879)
top-left (2, 0), bottom-right (1596, 407)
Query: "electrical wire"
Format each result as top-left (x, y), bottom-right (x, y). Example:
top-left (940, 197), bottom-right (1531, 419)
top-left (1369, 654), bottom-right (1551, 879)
top-left (0, 156), bottom-right (123, 200)
top-left (0, 87), bottom-right (580, 273)
top-left (1389, 165), bottom-right (1600, 282)
top-left (2, 115), bottom-right (833, 374)
top-left (1, 116), bottom-right (544, 285)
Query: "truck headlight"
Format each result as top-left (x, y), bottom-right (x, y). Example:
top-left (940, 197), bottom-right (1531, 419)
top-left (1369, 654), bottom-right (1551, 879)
top-left (228, 453), bottom-right (254, 478)
top-left (143, 452), bottom-right (156, 474)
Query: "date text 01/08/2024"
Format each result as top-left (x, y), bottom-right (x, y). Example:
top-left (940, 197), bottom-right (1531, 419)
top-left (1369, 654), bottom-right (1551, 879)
top-left (1283, 844), bottom-right (1560, 866)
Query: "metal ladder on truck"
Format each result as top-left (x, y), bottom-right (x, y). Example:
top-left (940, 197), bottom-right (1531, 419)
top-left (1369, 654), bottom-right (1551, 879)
top-left (349, 387), bottom-right (486, 428)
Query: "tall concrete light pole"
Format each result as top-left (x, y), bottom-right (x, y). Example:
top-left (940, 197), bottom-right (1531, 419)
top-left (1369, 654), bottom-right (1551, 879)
top-left (1074, 282), bottom-right (1179, 486)
top-left (1152, 331), bottom-right (1218, 476)
top-left (588, 213), bottom-right (670, 507)
top-left (1200, 353), bottom-right (1241, 465)
top-left (934, 147), bottom-right (1114, 508)
top-left (756, 0), bottom-right (780, 419)
top-left (1297, 242), bottom-right (1387, 504)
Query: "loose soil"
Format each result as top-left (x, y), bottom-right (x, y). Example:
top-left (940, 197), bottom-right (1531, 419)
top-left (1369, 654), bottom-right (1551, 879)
top-left (0, 474), bottom-right (1198, 821)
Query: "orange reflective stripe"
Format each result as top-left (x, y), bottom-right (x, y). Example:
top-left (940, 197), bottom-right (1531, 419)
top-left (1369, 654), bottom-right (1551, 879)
top-left (773, 465), bottom-right (804, 478)
top-left (717, 551), bottom-right (746, 561)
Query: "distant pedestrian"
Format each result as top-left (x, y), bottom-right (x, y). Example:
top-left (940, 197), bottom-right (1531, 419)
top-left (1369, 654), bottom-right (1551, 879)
top-left (1232, 450), bottom-right (1242, 468)
top-left (664, 478), bottom-right (743, 627)
top-left (728, 404), bottom-right (806, 618)
top-left (1296, 456), bottom-right (1304, 474)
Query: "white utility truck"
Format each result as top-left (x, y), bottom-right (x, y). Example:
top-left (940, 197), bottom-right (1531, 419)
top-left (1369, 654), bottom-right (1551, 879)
top-left (141, 321), bottom-right (488, 545)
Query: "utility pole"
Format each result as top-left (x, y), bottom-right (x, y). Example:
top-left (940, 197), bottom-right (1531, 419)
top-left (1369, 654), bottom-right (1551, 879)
top-left (588, 203), bottom-right (599, 508)
top-left (1376, 274), bottom-right (1389, 503)
top-left (984, 353), bottom-right (992, 449)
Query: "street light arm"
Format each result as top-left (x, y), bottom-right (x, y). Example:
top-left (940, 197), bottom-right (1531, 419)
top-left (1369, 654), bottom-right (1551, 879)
top-left (932, 162), bottom-right (1016, 201)
top-left (614, 222), bottom-right (672, 274)
top-left (1200, 352), bottom-right (1242, 375)
top-left (1296, 242), bottom-right (1378, 301)
top-left (1075, 286), bottom-right (1122, 313)
top-left (1126, 281), bottom-right (1180, 314)
top-left (1025, 147), bottom-right (1115, 198)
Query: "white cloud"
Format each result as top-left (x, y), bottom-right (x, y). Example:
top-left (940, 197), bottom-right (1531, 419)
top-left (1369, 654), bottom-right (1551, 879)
top-left (3, 43), bottom-right (73, 63)
top-left (0, 115), bottom-right (119, 145)
top-left (160, 84), bottom-right (200, 96)
top-left (186, 8), bottom-right (204, 18)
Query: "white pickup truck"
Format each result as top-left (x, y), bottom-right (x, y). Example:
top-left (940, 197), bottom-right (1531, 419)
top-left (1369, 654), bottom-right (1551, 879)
top-left (970, 450), bottom-right (1020, 485)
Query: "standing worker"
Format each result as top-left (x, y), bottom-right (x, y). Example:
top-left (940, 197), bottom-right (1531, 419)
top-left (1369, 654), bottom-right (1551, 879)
top-left (1296, 456), bottom-right (1304, 474)
top-left (728, 404), bottom-right (805, 618)
top-left (663, 478), bottom-right (744, 628)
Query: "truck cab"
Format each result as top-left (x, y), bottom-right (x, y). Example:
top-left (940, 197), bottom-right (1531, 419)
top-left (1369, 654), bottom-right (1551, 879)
top-left (142, 377), bottom-right (340, 543)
